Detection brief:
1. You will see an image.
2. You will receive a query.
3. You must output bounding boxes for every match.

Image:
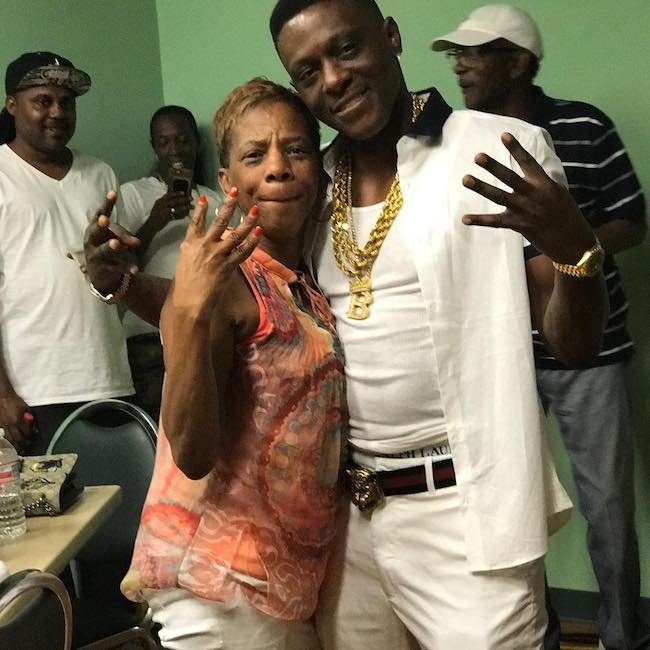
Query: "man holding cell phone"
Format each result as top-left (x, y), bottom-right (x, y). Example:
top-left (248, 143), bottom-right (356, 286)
top-left (119, 105), bottom-right (222, 421)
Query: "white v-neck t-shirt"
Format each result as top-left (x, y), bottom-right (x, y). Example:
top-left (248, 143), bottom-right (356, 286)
top-left (0, 144), bottom-right (133, 405)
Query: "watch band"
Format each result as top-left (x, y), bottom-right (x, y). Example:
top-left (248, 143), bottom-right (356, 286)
top-left (89, 273), bottom-right (132, 304)
top-left (552, 238), bottom-right (604, 278)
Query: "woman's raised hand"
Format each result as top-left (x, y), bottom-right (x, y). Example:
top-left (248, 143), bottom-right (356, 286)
top-left (170, 188), bottom-right (261, 321)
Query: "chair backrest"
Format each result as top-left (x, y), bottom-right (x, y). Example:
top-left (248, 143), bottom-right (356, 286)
top-left (0, 569), bottom-right (73, 650)
top-left (46, 399), bottom-right (157, 563)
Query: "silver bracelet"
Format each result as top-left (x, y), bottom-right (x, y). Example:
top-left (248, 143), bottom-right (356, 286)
top-left (89, 273), bottom-right (132, 304)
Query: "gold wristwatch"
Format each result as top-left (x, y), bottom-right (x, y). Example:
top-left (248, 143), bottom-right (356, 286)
top-left (552, 237), bottom-right (605, 278)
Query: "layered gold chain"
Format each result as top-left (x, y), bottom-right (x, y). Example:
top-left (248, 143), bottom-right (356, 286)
top-left (331, 93), bottom-right (425, 320)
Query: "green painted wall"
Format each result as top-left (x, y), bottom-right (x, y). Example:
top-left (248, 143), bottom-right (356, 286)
top-left (157, 0), bottom-right (650, 596)
top-left (1, 0), bottom-right (164, 182)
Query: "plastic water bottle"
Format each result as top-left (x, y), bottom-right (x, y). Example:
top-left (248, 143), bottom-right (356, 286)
top-left (0, 428), bottom-right (27, 540)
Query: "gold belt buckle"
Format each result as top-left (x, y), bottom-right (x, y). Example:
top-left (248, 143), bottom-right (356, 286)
top-left (346, 467), bottom-right (384, 512)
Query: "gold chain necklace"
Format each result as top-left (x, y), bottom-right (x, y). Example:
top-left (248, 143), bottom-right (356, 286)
top-left (331, 92), bottom-right (425, 320)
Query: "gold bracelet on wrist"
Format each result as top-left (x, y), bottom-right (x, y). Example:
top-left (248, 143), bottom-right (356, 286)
top-left (551, 238), bottom-right (605, 278)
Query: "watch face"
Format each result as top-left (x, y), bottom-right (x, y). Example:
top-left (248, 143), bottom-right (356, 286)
top-left (583, 249), bottom-right (605, 276)
top-left (584, 257), bottom-right (597, 275)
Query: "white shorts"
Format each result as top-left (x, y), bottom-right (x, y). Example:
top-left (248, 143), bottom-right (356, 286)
top-left (144, 588), bottom-right (321, 650)
top-left (316, 450), bottom-right (547, 650)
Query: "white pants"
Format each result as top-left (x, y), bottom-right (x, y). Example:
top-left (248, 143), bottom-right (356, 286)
top-left (316, 453), bottom-right (547, 650)
top-left (144, 588), bottom-right (321, 650)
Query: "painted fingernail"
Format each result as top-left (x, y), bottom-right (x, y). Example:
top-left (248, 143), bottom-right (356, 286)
top-left (250, 205), bottom-right (259, 216)
top-left (23, 412), bottom-right (34, 424)
top-left (198, 195), bottom-right (207, 204)
top-left (229, 187), bottom-right (238, 198)
top-left (253, 226), bottom-right (263, 237)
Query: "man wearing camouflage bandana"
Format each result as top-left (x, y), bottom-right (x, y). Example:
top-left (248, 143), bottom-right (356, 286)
top-left (0, 51), bottom-right (133, 453)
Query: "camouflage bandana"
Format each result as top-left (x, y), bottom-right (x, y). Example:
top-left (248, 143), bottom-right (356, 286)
top-left (5, 51), bottom-right (91, 97)
top-left (15, 63), bottom-right (91, 95)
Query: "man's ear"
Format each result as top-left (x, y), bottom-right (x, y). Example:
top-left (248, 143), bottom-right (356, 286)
top-left (383, 17), bottom-right (402, 56)
top-left (318, 169), bottom-right (328, 202)
top-left (313, 169), bottom-right (331, 222)
top-left (509, 50), bottom-right (532, 81)
top-left (5, 95), bottom-right (16, 117)
top-left (218, 168), bottom-right (231, 196)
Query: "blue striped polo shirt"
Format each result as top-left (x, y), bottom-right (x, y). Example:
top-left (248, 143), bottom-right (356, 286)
top-left (530, 87), bottom-right (646, 369)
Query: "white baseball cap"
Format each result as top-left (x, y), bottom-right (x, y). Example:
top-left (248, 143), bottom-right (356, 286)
top-left (431, 4), bottom-right (543, 60)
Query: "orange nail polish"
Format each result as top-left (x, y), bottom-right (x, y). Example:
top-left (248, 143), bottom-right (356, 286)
top-left (253, 226), bottom-right (263, 237)
top-left (229, 187), bottom-right (238, 198)
top-left (198, 195), bottom-right (207, 204)
top-left (250, 205), bottom-right (259, 216)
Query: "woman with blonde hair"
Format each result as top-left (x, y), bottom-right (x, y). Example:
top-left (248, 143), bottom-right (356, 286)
top-left (121, 78), bottom-right (346, 649)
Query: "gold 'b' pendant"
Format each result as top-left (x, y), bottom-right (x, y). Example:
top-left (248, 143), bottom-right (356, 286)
top-left (347, 276), bottom-right (373, 320)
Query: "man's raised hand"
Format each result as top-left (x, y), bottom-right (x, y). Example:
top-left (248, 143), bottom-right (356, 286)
top-left (84, 191), bottom-right (141, 294)
top-left (462, 132), bottom-right (596, 263)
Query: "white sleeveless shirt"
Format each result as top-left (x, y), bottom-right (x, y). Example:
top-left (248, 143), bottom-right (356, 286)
top-left (316, 201), bottom-right (447, 454)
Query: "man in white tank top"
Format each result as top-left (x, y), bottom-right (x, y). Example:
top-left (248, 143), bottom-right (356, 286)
top-left (273, 3), bottom-right (606, 648)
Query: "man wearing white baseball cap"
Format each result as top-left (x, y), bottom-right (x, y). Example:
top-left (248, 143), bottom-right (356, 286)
top-left (432, 4), bottom-right (542, 59)
top-left (433, 6), bottom-right (649, 650)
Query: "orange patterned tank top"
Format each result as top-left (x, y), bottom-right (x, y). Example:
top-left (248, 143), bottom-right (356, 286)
top-left (122, 248), bottom-right (346, 620)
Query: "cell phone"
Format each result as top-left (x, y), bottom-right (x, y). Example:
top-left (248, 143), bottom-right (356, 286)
top-left (168, 165), bottom-right (193, 197)
top-left (170, 177), bottom-right (191, 195)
